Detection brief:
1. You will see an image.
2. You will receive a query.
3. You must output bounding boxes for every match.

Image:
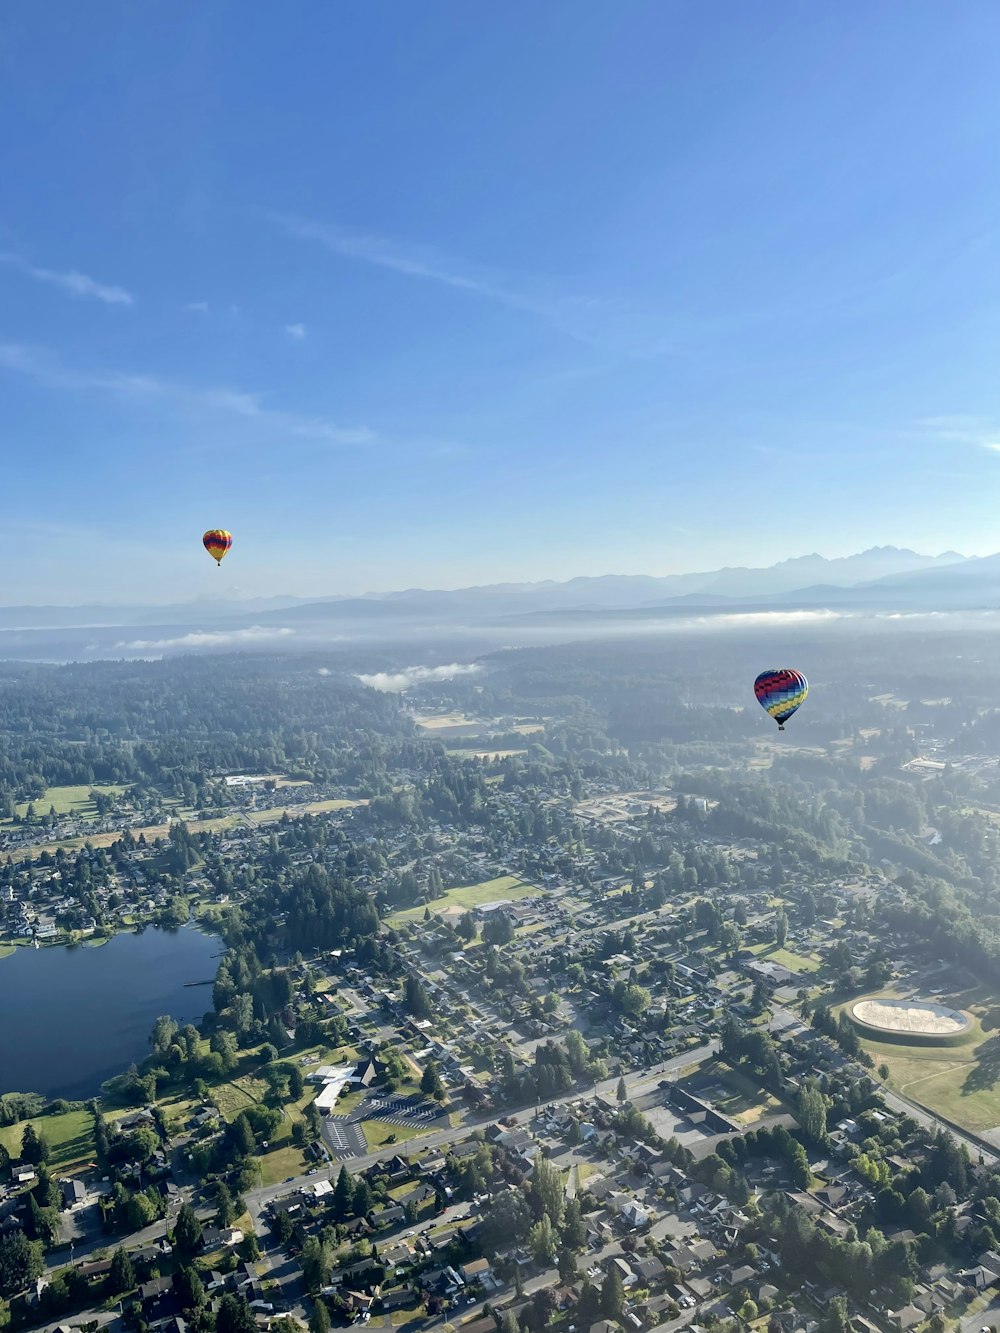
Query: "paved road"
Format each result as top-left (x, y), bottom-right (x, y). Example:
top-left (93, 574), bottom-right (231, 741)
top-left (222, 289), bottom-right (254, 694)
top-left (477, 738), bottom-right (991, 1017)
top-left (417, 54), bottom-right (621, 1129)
top-left (960, 1294), bottom-right (1000, 1332)
top-left (46, 1204), bottom-right (212, 1275)
top-left (769, 1003), bottom-right (1000, 1166)
top-left (247, 1044), bottom-right (717, 1237)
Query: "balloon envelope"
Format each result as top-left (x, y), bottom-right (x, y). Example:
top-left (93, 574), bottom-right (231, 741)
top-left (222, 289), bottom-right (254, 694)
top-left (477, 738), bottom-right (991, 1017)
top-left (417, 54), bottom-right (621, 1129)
top-left (754, 669), bottom-right (808, 729)
top-left (203, 529), bottom-right (233, 565)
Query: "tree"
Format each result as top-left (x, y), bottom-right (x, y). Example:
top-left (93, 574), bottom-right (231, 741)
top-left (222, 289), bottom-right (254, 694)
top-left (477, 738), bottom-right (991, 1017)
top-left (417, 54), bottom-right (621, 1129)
top-left (421, 1060), bottom-right (444, 1099)
top-left (333, 1165), bottom-right (354, 1220)
top-left (616, 1076), bottom-right (627, 1104)
top-left (404, 974), bottom-right (431, 1018)
top-left (562, 1198), bottom-right (585, 1251)
top-left (774, 910), bottom-right (788, 948)
top-left (309, 1298), bottom-right (330, 1333)
top-left (530, 1156), bottom-right (565, 1229)
top-left (301, 1237), bottom-right (331, 1293)
top-left (601, 1267), bottom-right (625, 1318)
top-left (217, 1293), bottom-right (257, 1333)
top-left (823, 1296), bottom-right (850, 1333)
top-left (0, 1230), bottom-right (43, 1298)
top-left (457, 912), bottom-right (477, 942)
top-left (109, 1247), bottom-right (135, 1295)
top-left (229, 1113), bottom-right (256, 1159)
top-left (529, 1215), bottom-right (556, 1265)
top-left (216, 1180), bottom-right (236, 1227)
top-left (150, 1014), bottom-right (178, 1054)
top-left (173, 1202), bottom-right (203, 1259)
top-left (174, 1266), bottom-right (206, 1311)
top-left (797, 1081), bottom-right (828, 1145)
top-left (558, 1247), bottom-right (578, 1283)
top-left (20, 1123), bottom-right (48, 1165)
top-left (878, 1062), bottom-right (890, 1081)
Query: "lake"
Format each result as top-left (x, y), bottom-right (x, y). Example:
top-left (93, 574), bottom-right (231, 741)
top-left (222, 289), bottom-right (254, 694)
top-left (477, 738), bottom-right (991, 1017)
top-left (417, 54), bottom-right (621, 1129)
top-left (0, 925), bottom-right (221, 1099)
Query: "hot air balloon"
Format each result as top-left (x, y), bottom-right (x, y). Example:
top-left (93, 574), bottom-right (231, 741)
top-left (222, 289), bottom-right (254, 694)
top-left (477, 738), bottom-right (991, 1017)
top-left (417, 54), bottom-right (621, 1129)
top-left (203, 529), bottom-right (233, 566)
top-left (754, 668), bottom-right (808, 731)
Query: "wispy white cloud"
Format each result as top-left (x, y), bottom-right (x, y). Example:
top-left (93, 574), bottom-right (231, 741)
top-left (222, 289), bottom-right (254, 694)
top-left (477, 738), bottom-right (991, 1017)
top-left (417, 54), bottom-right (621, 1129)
top-left (0, 252), bottom-right (133, 306)
top-left (272, 213), bottom-right (659, 354)
top-left (185, 300), bottom-right (210, 313)
top-left (915, 415), bottom-right (1000, 452)
top-left (357, 662), bottom-right (482, 693)
top-left (285, 322), bottom-right (307, 341)
top-left (0, 343), bottom-right (374, 446)
top-left (115, 626), bottom-right (296, 653)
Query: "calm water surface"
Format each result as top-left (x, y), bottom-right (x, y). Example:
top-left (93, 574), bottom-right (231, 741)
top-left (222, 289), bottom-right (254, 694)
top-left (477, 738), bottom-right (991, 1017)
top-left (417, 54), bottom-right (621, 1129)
top-left (0, 925), bottom-right (220, 1099)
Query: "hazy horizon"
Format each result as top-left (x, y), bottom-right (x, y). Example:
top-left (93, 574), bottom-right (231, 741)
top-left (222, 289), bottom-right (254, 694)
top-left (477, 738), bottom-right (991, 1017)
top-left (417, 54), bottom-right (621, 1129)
top-left (6, 6), bottom-right (1000, 603)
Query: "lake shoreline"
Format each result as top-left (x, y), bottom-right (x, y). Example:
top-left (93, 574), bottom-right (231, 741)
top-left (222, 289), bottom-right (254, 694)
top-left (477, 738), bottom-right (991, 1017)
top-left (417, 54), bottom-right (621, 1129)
top-left (0, 923), bottom-right (222, 1100)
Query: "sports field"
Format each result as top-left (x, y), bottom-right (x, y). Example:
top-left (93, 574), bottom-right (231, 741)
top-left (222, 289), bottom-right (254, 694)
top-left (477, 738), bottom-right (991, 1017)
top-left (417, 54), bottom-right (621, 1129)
top-left (387, 875), bottom-right (535, 925)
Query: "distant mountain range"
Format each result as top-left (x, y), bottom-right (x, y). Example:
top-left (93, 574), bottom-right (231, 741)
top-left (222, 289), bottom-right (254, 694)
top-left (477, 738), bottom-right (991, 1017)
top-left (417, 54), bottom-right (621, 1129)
top-left (3, 547), bottom-right (1000, 642)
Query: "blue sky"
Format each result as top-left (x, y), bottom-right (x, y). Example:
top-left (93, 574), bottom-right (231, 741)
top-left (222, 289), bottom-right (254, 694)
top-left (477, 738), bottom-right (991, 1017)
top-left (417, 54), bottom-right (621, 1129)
top-left (4, 2), bottom-right (1000, 603)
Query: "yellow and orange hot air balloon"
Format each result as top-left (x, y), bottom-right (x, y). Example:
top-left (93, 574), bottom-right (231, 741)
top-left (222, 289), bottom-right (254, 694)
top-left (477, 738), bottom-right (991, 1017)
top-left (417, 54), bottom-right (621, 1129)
top-left (203, 529), bottom-right (233, 567)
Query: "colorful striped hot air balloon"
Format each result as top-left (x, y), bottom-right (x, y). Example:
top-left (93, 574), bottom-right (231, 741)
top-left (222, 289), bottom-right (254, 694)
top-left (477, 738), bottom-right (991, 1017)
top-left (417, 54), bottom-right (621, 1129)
top-left (203, 529), bottom-right (233, 566)
top-left (754, 668), bottom-right (808, 731)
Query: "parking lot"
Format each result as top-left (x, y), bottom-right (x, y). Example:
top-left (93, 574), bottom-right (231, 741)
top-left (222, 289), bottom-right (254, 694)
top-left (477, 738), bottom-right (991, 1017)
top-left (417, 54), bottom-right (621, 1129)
top-left (357, 1093), bottom-right (446, 1127)
top-left (321, 1117), bottom-right (367, 1159)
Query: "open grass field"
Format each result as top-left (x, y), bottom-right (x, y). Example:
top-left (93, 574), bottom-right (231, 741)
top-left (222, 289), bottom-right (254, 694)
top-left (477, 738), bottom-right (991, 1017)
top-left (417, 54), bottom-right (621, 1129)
top-left (5, 812), bottom-right (242, 863)
top-left (249, 798), bottom-right (367, 824)
top-left (212, 1075), bottom-right (268, 1122)
top-left (257, 1143), bottom-right (310, 1186)
top-left (861, 1034), bottom-right (1000, 1134)
top-left (838, 987), bottom-right (1000, 1134)
top-left (387, 875), bottom-right (535, 926)
top-left (5, 783), bottom-right (128, 826)
top-left (765, 946), bottom-right (821, 973)
top-left (0, 1109), bottom-right (95, 1172)
top-left (6, 794), bottom-right (366, 863)
top-left (449, 748), bottom-right (527, 761)
top-left (412, 713), bottom-right (483, 732)
top-left (360, 1120), bottom-right (427, 1151)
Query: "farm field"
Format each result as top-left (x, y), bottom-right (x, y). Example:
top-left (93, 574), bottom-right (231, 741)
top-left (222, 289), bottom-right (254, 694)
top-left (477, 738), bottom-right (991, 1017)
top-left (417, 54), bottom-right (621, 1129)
top-left (0, 1109), bottom-right (95, 1172)
top-left (387, 875), bottom-right (535, 925)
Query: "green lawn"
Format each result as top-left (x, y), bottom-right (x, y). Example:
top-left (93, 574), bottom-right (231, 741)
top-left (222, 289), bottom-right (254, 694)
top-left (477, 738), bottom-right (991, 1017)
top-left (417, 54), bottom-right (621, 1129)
top-left (767, 947), bottom-right (821, 973)
top-left (387, 875), bottom-right (535, 925)
top-left (5, 783), bottom-right (128, 826)
top-left (257, 1143), bottom-right (310, 1186)
top-left (250, 798), bottom-right (367, 824)
top-left (857, 1017), bottom-right (1000, 1134)
top-left (360, 1119), bottom-right (428, 1151)
top-left (0, 1109), bottom-right (95, 1171)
